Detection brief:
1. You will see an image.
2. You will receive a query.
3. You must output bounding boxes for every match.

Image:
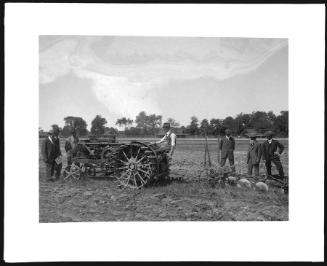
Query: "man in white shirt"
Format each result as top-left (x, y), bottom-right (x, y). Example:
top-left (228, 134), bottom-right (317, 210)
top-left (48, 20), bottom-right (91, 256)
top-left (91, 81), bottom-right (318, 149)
top-left (65, 128), bottom-right (79, 166)
top-left (155, 122), bottom-right (177, 159)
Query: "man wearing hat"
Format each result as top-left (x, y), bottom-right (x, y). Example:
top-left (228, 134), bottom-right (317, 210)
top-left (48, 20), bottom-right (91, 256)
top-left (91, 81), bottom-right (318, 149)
top-left (246, 132), bottom-right (262, 178)
top-left (155, 122), bottom-right (177, 159)
top-left (41, 125), bottom-right (62, 181)
top-left (219, 128), bottom-right (235, 172)
top-left (261, 131), bottom-right (285, 179)
top-left (65, 127), bottom-right (79, 166)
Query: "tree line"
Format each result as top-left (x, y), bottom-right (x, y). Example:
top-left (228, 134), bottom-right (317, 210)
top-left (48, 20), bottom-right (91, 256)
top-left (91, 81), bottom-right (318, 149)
top-left (39, 110), bottom-right (288, 138)
top-left (185, 111), bottom-right (288, 137)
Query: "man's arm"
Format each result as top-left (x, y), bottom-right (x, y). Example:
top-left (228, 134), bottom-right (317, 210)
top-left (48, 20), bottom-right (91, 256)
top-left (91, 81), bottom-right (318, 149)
top-left (156, 135), bottom-right (166, 144)
top-left (276, 141), bottom-right (284, 154)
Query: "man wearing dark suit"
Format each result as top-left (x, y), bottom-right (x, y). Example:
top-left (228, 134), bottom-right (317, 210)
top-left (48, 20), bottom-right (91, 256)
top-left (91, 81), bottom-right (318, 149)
top-left (219, 129), bottom-right (235, 173)
top-left (261, 131), bottom-right (285, 179)
top-left (247, 133), bottom-right (262, 177)
top-left (41, 125), bottom-right (62, 181)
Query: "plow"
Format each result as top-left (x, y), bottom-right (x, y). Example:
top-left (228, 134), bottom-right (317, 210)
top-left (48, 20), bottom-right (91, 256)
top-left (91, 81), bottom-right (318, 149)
top-left (63, 137), bottom-right (170, 189)
top-left (202, 132), bottom-right (288, 193)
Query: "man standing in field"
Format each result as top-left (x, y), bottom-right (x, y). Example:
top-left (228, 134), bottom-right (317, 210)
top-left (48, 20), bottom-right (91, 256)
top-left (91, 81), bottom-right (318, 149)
top-left (219, 129), bottom-right (235, 173)
top-left (65, 128), bottom-right (79, 166)
top-left (261, 131), bottom-right (285, 179)
top-left (41, 125), bottom-right (62, 181)
top-left (155, 122), bottom-right (177, 160)
top-left (246, 132), bottom-right (262, 178)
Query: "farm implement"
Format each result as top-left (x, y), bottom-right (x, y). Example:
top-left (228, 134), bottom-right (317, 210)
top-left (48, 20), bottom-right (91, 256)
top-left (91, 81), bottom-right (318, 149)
top-left (63, 137), bottom-right (170, 189)
top-left (202, 133), bottom-right (288, 193)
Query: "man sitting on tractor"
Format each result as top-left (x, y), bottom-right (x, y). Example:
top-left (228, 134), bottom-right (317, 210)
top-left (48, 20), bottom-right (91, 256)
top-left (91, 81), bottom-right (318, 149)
top-left (154, 122), bottom-right (177, 160)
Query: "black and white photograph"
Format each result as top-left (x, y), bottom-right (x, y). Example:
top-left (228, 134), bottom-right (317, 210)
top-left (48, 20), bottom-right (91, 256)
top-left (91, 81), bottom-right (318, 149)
top-left (4, 3), bottom-right (325, 262)
top-left (39, 36), bottom-right (289, 222)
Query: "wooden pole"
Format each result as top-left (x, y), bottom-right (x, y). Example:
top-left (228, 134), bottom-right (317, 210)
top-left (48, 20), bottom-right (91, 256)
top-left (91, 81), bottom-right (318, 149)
top-left (217, 135), bottom-right (221, 166)
top-left (204, 135), bottom-right (207, 167)
top-left (205, 131), bottom-right (212, 167)
top-left (204, 140), bottom-right (207, 166)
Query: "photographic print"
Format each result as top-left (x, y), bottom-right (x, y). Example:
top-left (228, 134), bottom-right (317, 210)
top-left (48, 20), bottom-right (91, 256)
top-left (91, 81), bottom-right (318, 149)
top-left (39, 36), bottom-right (289, 222)
top-left (5, 3), bottom-right (325, 262)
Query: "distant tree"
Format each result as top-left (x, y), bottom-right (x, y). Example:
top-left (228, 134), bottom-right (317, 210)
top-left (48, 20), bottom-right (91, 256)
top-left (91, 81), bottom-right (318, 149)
top-left (125, 127), bottom-right (143, 136)
top-left (116, 117), bottom-right (133, 131)
top-left (267, 110), bottom-right (277, 124)
top-left (234, 113), bottom-right (248, 135)
top-left (222, 116), bottom-right (235, 134)
top-left (91, 115), bottom-right (107, 136)
top-left (116, 117), bottom-right (127, 128)
top-left (104, 127), bottom-right (118, 135)
top-left (135, 111), bottom-right (148, 134)
top-left (135, 111), bottom-right (147, 128)
top-left (187, 116), bottom-right (199, 135)
top-left (180, 126), bottom-right (187, 134)
top-left (63, 116), bottom-right (88, 136)
top-left (209, 118), bottom-right (223, 136)
top-left (273, 111), bottom-right (288, 137)
top-left (126, 118), bottom-right (133, 129)
top-left (147, 114), bottom-right (162, 136)
top-left (166, 118), bottom-right (180, 127)
top-left (249, 111), bottom-right (272, 134)
top-left (200, 119), bottom-right (210, 135)
top-left (135, 111), bottom-right (162, 135)
top-left (241, 114), bottom-right (251, 128)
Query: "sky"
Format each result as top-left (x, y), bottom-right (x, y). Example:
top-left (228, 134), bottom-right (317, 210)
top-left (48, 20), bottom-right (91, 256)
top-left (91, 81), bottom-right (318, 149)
top-left (39, 36), bottom-right (288, 130)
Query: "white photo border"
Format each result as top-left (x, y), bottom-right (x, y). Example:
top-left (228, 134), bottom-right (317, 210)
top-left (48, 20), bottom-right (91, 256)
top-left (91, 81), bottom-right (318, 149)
top-left (4, 3), bottom-right (325, 262)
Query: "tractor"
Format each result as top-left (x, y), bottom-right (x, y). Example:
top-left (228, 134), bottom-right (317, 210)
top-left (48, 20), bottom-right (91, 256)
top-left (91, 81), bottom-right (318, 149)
top-left (62, 135), bottom-right (170, 189)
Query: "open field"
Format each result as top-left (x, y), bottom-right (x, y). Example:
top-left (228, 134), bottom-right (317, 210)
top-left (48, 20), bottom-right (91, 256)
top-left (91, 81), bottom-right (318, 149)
top-left (39, 138), bottom-right (289, 222)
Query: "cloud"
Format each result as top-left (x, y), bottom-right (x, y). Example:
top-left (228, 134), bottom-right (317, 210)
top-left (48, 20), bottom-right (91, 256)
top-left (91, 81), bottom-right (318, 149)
top-left (39, 36), bottom-right (288, 120)
top-left (75, 70), bottom-right (160, 119)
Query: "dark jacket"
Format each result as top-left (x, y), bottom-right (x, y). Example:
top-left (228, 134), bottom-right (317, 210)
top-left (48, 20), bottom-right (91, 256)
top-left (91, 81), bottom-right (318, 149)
top-left (41, 136), bottom-right (62, 163)
top-left (219, 136), bottom-right (235, 157)
top-left (247, 141), bottom-right (262, 164)
top-left (261, 139), bottom-right (284, 160)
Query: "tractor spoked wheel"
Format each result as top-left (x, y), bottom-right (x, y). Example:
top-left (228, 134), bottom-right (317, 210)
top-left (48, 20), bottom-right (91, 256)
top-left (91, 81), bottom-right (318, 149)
top-left (63, 162), bottom-right (82, 181)
top-left (114, 142), bottom-right (158, 189)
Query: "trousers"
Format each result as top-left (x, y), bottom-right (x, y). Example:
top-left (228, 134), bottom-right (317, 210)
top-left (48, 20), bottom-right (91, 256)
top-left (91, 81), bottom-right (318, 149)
top-left (265, 155), bottom-right (284, 178)
top-left (45, 162), bottom-right (62, 180)
top-left (248, 163), bottom-right (259, 177)
top-left (220, 152), bottom-right (235, 172)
